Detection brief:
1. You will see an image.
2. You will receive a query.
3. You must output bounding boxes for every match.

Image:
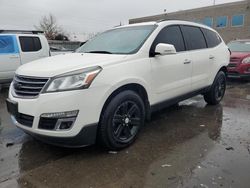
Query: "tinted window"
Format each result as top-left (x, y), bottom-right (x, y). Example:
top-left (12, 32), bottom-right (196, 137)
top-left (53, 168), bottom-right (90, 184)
top-left (232, 14), bottom-right (244, 27)
top-left (216, 16), bottom-right (227, 28)
top-left (19, 37), bottom-right (42, 52)
top-left (151, 25), bottom-right (185, 54)
top-left (202, 28), bottom-right (221, 48)
top-left (0, 35), bottom-right (19, 54)
top-left (181, 26), bottom-right (207, 50)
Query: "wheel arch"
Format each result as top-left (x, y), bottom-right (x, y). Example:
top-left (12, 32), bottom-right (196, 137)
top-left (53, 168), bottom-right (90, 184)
top-left (99, 83), bottom-right (151, 123)
top-left (209, 65), bottom-right (228, 85)
top-left (219, 66), bottom-right (228, 76)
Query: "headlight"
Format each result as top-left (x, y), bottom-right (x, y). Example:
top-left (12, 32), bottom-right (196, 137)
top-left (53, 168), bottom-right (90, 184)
top-left (43, 66), bottom-right (102, 93)
top-left (242, 57), bottom-right (250, 64)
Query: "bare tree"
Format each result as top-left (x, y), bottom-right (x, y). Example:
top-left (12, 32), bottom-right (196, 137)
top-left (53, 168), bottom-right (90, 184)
top-left (36, 14), bottom-right (62, 40)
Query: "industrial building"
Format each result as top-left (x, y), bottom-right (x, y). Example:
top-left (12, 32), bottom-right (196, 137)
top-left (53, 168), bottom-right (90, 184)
top-left (129, 0), bottom-right (250, 43)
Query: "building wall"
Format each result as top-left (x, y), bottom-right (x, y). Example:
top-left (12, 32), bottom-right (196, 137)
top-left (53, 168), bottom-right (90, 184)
top-left (129, 0), bottom-right (250, 43)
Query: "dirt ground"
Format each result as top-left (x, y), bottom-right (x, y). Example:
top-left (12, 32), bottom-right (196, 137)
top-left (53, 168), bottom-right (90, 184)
top-left (0, 81), bottom-right (250, 188)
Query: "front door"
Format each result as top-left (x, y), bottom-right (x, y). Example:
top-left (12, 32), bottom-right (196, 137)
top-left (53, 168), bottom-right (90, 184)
top-left (150, 25), bottom-right (192, 104)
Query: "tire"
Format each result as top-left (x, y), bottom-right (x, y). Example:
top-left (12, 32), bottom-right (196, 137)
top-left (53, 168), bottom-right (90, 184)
top-left (204, 71), bottom-right (226, 105)
top-left (98, 90), bottom-right (145, 150)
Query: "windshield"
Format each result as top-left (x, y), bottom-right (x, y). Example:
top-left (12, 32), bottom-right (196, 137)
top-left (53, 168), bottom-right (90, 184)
top-left (76, 25), bottom-right (156, 55)
top-left (228, 41), bottom-right (250, 52)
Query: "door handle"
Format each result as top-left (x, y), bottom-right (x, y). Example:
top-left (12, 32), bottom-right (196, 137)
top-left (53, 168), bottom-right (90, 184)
top-left (209, 55), bottom-right (215, 60)
top-left (183, 60), bottom-right (191, 64)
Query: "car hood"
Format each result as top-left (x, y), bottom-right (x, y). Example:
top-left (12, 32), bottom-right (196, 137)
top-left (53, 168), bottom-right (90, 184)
top-left (16, 53), bottom-right (128, 77)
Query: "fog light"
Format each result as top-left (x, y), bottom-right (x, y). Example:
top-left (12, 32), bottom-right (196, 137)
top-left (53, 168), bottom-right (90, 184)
top-left (41, 110), bottom-right (79, 118)
top-left (55, 118), bottom-right (76, 130)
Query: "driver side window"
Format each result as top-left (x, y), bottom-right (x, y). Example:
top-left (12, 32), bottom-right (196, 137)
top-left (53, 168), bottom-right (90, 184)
top-left (150, 25), bottom-right (186, 55)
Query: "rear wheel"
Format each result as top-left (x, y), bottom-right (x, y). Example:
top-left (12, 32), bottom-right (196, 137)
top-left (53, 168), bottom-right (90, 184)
top-left (98, 90), bottom-right (145, 150)
top-left (204, 71), bottom-right (226, 105)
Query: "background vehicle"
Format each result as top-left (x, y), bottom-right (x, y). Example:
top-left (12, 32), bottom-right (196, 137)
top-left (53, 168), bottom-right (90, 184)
top-left (227, 40), bottom-right (250, 80)
top-left (6, 20), bottom-right (230, 150)
top-left (0, 30), bottom-right (50, 84)
top-left (50, 46), bottom-right (74, 56)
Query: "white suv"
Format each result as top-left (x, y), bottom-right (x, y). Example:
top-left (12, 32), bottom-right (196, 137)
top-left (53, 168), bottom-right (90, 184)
top-left (6, 20), bottom-right (230, 150)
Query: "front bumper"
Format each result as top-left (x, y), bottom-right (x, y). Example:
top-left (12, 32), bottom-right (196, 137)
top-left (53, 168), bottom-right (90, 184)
top-left (11, 115), bottom-right (98, 147)
top-left (227, 72), bottom-right (250, 79)
top-left (7, 84), bottom-right (108, 146)
top-left (227, 63), bottom-right (250, 79)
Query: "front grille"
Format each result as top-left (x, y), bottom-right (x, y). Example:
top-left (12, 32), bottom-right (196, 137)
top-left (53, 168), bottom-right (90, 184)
top-left (228, 71), bottom-right (239, 75)
top-left (227, 63), bottom-right (237, 68)
top-left (230, 57), bottom-right (241, 63)
top-left (38, 117), bottom-right (58, 130)
top-left (16, 113), bottom-right (34, 127)
top-left (13, 75), bottom-right (49, 98)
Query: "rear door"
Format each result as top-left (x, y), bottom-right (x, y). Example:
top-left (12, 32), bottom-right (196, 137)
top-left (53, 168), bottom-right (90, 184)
top-left (150, 25), bottom-right (192, 103)
top-left (0, 35), bottom-right (21, 81)
top-left (18, 36), bottom-right (46, 64)
top-left (180, 25), bottom-right (211, 90)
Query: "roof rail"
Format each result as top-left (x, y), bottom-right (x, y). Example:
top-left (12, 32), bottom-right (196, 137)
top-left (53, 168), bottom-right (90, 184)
top-left (0, 30), bottom-right (44, 34)
top-left (156, 19), bottom-right (190, 23)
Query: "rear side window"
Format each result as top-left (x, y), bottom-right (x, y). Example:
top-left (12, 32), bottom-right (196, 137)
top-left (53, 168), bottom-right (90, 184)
top-left (181, 26), bottom-right (207, 50)
top-left (0, 35), bottom-right (19, 54)
top-left (202, 28), bottom-right (221, 48)
top-left (151, 25), bottom-right (185, 53)
top-left (19, 36), bottom-right (42, 52)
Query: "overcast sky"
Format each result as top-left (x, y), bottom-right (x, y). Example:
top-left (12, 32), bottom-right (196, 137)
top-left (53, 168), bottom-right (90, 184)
top-left (0, 0), bottom-right (243, 34)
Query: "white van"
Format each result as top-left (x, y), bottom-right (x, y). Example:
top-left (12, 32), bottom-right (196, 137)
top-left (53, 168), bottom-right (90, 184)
top-left (0, 31), bottom-right (50, 83)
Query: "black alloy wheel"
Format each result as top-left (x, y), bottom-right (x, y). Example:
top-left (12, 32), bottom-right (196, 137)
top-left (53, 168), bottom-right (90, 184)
top-left (98, 90), bottom-right (145, 150)
top-left (204, 71), bottom-right (226, 105)
top-left (214, 75), bottom-right (226, 101)
top-left (112, 101), bottom-right (141, 143)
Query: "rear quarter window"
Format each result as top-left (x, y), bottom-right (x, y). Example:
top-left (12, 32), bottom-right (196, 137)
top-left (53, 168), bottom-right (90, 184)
top-left (181, 25), bottom-right (207, 51)
top-left (19, 36), bottom-right (42, 52)
top-left (0, 35), bottom-right (19, 54)
top-left (202, 28), bottom-right (221, 48)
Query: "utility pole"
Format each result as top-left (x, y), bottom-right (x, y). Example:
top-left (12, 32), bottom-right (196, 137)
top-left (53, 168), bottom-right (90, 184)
top-left (213, 0), bottom-right (216, 5)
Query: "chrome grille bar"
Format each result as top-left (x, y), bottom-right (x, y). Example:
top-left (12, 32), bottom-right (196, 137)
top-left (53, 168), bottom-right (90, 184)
top-left (12, 75), bottom-right (49, 98)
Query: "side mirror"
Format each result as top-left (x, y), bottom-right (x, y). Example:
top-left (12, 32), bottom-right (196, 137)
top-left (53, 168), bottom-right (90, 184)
top-left (155, 43), bottom-right (177, 56)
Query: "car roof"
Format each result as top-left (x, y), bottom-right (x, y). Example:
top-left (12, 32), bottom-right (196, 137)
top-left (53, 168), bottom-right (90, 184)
top-left (118, 20), bottom-right (217, 33)
top-left (0, 33), bottom-right (43, 37)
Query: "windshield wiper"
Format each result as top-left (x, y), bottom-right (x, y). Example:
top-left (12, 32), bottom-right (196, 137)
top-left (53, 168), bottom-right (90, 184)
top-left (86, 51), bottom-right (113, 54)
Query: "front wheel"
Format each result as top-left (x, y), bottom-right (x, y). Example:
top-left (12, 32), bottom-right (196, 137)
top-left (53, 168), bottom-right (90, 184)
top-left (204, 71), bottom-right (226, 105)
top-left (98, 90), bottom-right (145, 150)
